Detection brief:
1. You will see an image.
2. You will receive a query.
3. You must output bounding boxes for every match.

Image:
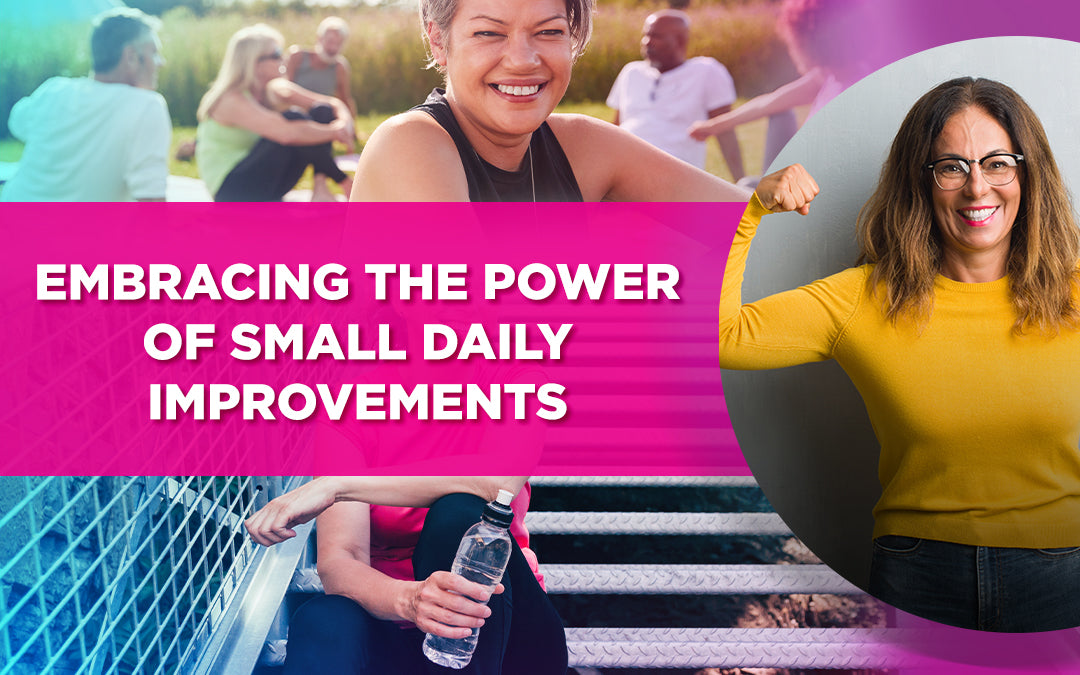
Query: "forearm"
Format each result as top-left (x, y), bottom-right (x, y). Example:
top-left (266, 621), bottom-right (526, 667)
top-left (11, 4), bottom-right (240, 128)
top-left (269, 77), bottom-right (350, 124)
top-left (716, 130), bottom-right (745, 182)
top-left (276, 118), bottom-right (345, 146)
top-left (325, 475), bottom-right (525, 507)
top-left (246, 474), bottom-right (522, 546)
top-left (318, 554), bottom-right (417, 622)
top-left (703, 72), bottom-right (823, 136)
top-left (328, 96), bottom-right (353, 126)
top-left (616, 160), bottom-right (752, 202)
top-left (596, 130), bottom-right (750, 201)
top-left (605, 125), bottom-right (751, 201)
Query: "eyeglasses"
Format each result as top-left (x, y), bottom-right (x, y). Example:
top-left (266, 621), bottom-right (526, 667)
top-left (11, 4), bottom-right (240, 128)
top-left (258, 49), bottom-right (283, 62)
top-left (925, 153), bottom-right (1024, 191)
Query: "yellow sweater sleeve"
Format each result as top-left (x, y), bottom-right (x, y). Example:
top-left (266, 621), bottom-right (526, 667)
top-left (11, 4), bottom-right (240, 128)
top-left (718, 193), bottom-right (868, 370)
top-left (718, 196), bottom-right (1080, 548)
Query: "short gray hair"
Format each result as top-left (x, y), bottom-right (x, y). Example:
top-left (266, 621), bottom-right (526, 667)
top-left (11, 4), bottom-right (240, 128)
top-left (90, 7), bottom-right (161, 73)
top-left (419, 0), bottom-right (594, 68)
top-left (318, 16), bottom-right (349, 39)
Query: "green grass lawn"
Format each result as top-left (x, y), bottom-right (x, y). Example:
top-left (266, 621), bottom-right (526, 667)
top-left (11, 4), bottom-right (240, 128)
top-left (4, 99), bottom-right (799, 198)
top-left (0, 140), bottom-right (22, 163)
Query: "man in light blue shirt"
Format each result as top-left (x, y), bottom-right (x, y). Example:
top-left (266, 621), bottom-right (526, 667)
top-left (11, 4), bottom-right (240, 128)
top-left (3, 8), bottom-right (171, 202)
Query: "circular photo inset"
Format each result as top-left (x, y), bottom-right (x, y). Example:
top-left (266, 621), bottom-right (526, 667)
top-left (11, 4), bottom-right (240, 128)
top-left (721, 35), bottom-right (1080, 632)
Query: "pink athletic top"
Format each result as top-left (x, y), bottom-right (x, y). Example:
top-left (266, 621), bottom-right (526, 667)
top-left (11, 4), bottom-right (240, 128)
top-left (369, 485), bottom-right (544, 588)
top-left (322, 361), bottom-right (548, 588)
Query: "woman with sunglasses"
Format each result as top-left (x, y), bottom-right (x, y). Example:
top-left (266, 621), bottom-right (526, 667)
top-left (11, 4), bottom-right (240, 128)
top-left (350, 0), bottom-right (752, 201)
top-left (196, 24), bottom-right (355, 201)
top-left (719, 77), bottom-right (1080, 631)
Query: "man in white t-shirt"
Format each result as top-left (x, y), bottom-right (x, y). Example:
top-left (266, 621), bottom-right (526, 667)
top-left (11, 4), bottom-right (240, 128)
top-left (607, 10), bottom-right (744, 179)
top-left (2, 8), bottom-right (171, 202)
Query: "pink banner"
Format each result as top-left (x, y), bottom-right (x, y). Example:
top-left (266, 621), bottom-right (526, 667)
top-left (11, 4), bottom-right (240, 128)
top-left (0, 202), bottom-right (742, 475)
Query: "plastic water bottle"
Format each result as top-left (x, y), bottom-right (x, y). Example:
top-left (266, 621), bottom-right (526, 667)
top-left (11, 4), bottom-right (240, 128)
top-left (422, 489), bottom-right (515, 669)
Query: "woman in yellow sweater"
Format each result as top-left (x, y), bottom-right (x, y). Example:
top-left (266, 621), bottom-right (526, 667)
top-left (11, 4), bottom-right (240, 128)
top-left (723, 77), bottom-right (1080, 631)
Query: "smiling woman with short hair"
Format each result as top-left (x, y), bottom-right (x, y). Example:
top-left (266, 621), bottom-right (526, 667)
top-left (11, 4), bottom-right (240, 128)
top-left (351, 0), bottom-right (755, 202)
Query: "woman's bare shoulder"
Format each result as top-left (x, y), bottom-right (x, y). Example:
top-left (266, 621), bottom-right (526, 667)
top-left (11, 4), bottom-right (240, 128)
top-left (544, 114), bottom-right (629, 200)
top-left (352, 110), bottom-right (469, 201)
top-left (374, 109), bottom-right (449, 138)
top-left (546, 113), bottom-right (618, 145)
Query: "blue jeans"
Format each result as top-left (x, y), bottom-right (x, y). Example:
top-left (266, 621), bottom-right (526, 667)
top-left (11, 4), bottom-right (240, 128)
top-left (869, 535), bottom-right (1080, 632)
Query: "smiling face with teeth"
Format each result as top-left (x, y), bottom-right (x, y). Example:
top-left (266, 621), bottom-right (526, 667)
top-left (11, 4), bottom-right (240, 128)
top-left (930, 105), bottom-right (1023, 282)
top-left (427, 0), bottom-right (574, 170)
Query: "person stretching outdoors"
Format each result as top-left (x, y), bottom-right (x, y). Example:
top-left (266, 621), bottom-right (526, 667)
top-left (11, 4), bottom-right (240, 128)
top-left (607, 9), bottom-right (744, 180)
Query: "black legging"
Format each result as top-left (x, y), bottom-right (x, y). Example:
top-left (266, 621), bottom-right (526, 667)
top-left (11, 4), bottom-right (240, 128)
top-left (283, 493), bottom-right (568, 674)
top-left (214, 102), bottom-right (348, 202)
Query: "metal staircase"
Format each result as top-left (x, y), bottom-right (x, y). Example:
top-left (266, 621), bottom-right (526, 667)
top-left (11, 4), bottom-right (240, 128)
top-left (251, 475), bottom-right (903, 672)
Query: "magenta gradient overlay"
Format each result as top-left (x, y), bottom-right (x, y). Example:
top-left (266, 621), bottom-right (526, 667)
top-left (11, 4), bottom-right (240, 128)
top-left (772, 5), bottom-right (1080, 670)
top-left (0, 202), bottom-right (741, 476)
top-left (799, 0), bottom-right (1080, 82)
top-left (867, 613), bottom-right (1080, 673)
top-left (5, 1), bottom-right (1080, 668)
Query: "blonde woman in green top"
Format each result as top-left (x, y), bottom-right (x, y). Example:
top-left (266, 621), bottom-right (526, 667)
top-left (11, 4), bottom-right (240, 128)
top-left (195, 24), bottom-right (355, 201)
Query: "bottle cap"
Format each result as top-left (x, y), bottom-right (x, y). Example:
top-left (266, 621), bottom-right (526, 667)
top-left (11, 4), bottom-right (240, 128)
top-left (482, 490), bottom-right (515, 528)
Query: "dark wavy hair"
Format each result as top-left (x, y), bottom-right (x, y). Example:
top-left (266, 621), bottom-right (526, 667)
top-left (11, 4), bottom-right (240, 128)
top-left (856, 77), bottom-right (1080, 334)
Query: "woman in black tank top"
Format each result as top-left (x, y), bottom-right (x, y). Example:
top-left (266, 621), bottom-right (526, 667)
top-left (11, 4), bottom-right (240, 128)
top-left (276, 2), bottom-right (814, 673)
top-left (351, 0), bottom-right (760, 203)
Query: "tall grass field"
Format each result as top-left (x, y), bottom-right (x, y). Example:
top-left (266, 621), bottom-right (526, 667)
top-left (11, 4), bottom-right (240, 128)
top-left (1, 1), bottom-right (797, 132)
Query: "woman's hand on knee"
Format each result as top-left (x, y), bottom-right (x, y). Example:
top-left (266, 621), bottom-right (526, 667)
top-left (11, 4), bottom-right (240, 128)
top-left (245, 478), bottom-right (339, 546)
top-left (755, 164), bottom-right (819, 215)
top-left (332, 120), bottom-right (356, 151)
top-left (405, 571), bottom-right (504, 638)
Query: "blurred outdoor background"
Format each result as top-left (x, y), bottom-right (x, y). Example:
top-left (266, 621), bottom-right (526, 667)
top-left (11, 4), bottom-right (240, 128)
top-left (0, 0), bottom-right (807, 183)
top-left (0, 4), bottom-right (888, 674)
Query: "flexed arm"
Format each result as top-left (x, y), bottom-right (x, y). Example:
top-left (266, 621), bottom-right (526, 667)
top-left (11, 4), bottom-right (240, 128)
top-left (717, 164), bottom-right (865, 370)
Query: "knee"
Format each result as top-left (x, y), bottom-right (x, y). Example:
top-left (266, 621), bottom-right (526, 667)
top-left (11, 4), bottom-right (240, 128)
top-left (413, 493), bottom-right (487, 576)
top-left (286, 594), bottom-right (369, 666)
top-left (309, 102), bottom-right (337, 124)
top-left (425, 493), bottom-right (486, 535)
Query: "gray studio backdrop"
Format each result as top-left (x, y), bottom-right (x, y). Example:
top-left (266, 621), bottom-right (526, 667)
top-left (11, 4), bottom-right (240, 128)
top-left (724, 36), bottom-right (1080, 589)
